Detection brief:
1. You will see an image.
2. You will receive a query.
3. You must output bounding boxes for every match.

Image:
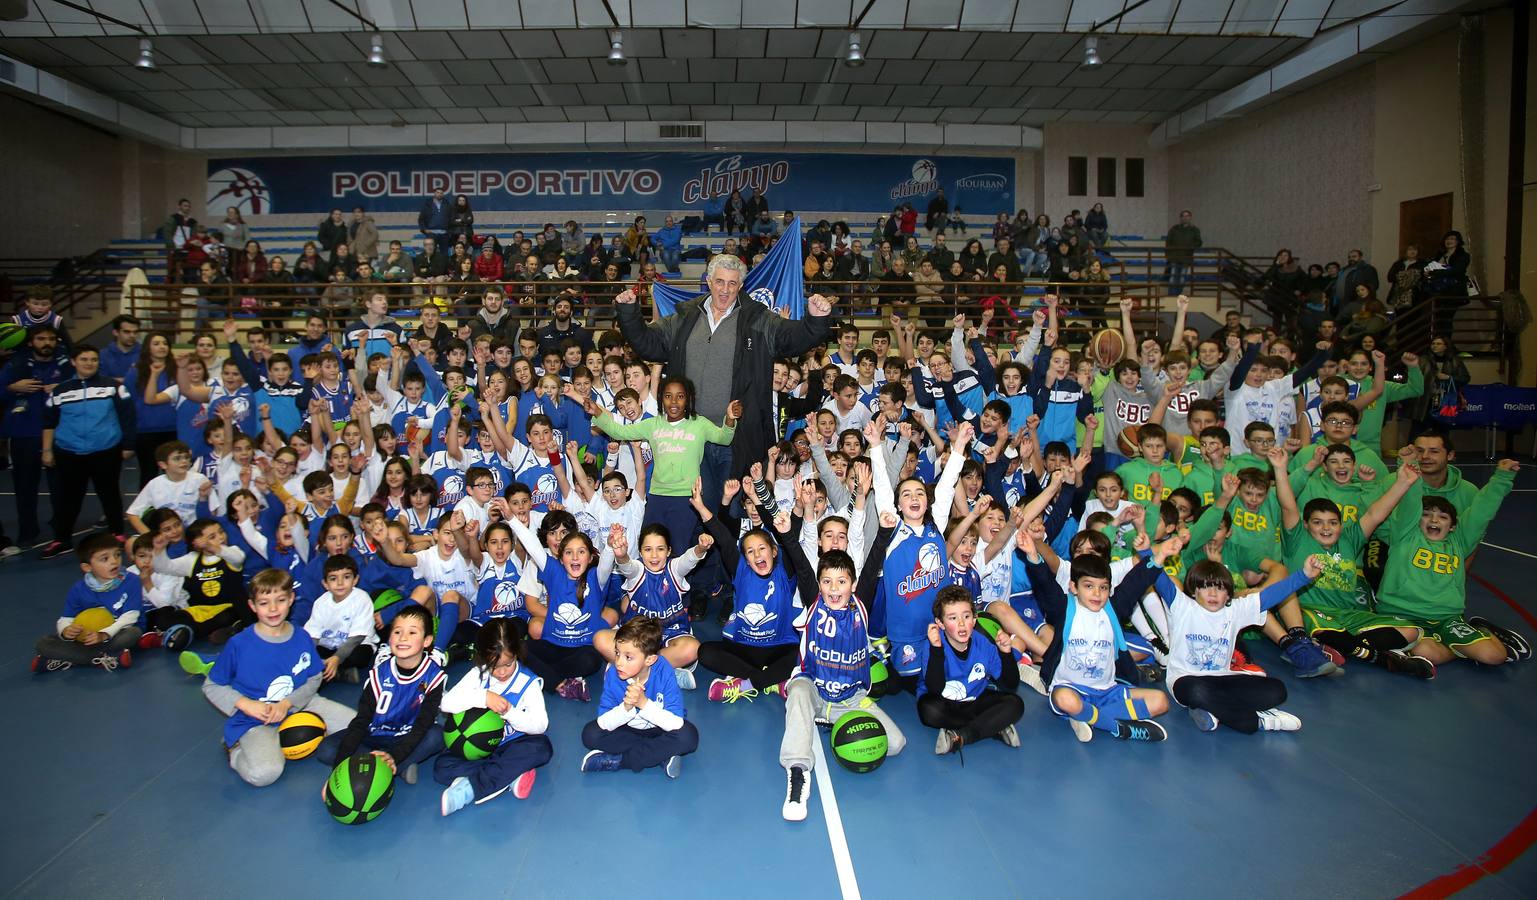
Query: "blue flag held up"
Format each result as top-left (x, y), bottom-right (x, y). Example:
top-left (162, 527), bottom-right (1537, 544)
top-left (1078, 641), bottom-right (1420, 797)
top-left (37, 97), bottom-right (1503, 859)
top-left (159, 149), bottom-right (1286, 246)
top-left (650, 217), bottom-right (806, 319)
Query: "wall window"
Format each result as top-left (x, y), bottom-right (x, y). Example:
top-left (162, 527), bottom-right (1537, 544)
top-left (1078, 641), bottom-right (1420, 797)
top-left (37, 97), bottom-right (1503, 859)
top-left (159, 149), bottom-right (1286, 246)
top-left (1126, 157), bottom-right (1145, 198)
top-left (1068, 156), bottom-right (1088, 197)
top-left (1097, 157), bottom-right (1117, 197)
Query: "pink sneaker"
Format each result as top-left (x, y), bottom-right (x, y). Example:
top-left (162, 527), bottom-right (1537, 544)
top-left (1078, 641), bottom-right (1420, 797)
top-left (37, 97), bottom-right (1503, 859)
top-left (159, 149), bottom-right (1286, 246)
top-left (511, 769), bottom-right (536, 800)
top-left (556, 677), bottom-right (590, 701)
top-left (707, 676), bottom-right (757, 703)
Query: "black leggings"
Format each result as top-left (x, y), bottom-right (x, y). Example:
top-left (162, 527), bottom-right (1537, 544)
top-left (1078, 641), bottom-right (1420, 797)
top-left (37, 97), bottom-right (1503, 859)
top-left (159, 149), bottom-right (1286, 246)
top-left (145, 604), bottom-right (244, 637)
top-left (1171, 675), bottom-right (1287, 734)
top-left (697, 640), bottom-right (798, 690)
top-left (916, 691), bottom-right (1025, 744)
top-left (134, 430), bottom-right (177, 490)
top-left (522, 640), bottom-right (603, 690)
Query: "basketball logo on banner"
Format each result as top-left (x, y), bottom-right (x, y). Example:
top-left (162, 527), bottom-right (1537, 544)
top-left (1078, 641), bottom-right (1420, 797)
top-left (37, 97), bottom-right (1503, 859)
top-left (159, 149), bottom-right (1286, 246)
top-left (207, 167), bottom-right (273, 215)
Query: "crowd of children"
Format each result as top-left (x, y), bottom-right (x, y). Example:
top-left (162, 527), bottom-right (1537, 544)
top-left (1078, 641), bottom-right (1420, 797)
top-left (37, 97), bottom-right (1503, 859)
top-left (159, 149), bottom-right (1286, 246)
top-left (16, 272), bottom-right (1530, 823)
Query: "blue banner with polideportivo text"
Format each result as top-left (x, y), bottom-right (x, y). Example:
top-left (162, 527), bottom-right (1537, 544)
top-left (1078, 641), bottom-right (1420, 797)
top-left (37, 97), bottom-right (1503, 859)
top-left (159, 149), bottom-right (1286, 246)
top-left (206, 151), bottom-right (1013, 217)
top-left (651, 218), bottom-right (805, 319)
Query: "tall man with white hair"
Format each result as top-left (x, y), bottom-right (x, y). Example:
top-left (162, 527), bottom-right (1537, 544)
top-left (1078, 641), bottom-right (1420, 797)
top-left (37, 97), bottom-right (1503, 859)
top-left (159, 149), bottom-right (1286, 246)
top-left (615, 253), bottom-right (834, 621)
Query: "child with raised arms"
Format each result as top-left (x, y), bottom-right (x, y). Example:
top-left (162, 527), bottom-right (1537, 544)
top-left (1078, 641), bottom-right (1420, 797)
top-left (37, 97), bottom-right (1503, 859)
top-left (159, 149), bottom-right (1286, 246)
top-left (504, 516), bottom-right (620, 701)
top-left (610, 522), bottom-right (710, 690)
top-left (1160, 556), bottom-right (1323, 733)
top-left (316, 604), bottom-right (445, 787)
top-left (152, 518), bottom-right (249, 647)
top-left (199, 568), bottom-right (354, 787)
top-left (436, 618), bottom-right (553, 816)
top-left (580, 617), bottom-right (700, 778)
top-left (918, 586), bottom-right (1025, 757)
top-left (375, 511), bottom-right (477, 649)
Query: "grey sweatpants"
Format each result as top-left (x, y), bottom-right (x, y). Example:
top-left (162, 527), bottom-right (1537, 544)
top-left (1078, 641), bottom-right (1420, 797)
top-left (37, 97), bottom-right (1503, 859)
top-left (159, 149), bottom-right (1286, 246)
top-left (36, 627), bottom-right (142, 665)
top-left (779, 678), bottom-right (906, 771)
top-left (228, 696), bottom-right (354, 787)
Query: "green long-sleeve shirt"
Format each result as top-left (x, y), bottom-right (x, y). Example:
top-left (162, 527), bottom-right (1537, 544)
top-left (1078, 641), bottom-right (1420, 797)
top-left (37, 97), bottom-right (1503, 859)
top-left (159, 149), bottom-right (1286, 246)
top-left (1349, 368), bottom-right (1423, 449)
top-left (594, 412), bottom-right (735, 498)
top-left (1375, 469), bottom-right (1513, 621)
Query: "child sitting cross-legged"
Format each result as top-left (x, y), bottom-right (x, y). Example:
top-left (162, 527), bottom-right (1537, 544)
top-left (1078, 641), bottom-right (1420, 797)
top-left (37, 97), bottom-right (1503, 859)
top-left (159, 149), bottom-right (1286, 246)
top-left (1021, 528), bottom-right (1177, 742)
top-left (917, 585), bottom-right (1026, 757)
top-left (304, 554), bottom-right (379, 684)
top-left (579, 617), bottom-right (700, 778)
top-left (33, 534), bottom-right (145, 673)
top-left (1159, 557), bottom-right (1323, 734)
top-left (315, 604), bottom-right (446, 787)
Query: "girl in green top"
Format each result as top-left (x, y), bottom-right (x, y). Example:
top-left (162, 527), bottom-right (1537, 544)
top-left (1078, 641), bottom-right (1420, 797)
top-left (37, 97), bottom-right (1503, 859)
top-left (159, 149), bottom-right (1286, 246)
top-left (576, 378), bottom-right (739, 558)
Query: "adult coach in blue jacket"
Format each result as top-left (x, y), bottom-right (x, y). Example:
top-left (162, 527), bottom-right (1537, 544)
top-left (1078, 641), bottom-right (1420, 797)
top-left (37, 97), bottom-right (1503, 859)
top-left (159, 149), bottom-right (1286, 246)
top-left (614, 253), bottom-right (832, 620)
top-left (40, 344), bottom-right (135, 560)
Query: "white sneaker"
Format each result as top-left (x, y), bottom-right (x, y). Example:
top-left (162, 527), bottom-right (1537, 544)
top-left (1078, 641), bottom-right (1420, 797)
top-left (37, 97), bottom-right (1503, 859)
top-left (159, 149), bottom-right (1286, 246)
top-left (1067, 718), bottom-right (1093, 743)
top-left (675, 663), bottom-right (696, 691)
top-left (1017, 661), bottom-right (1047, 696)
top-left (782, 766), bottom-right (811, 821)
top-left (1256, 708), bottom-right (1301, 732)
top-left (997, 723), bottom-right (1021, 748)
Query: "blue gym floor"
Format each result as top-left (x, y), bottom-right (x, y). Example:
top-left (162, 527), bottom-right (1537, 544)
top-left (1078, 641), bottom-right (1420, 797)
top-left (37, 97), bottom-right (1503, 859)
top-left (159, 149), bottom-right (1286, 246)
top-left (3, 462), bottom-right (1535, 899)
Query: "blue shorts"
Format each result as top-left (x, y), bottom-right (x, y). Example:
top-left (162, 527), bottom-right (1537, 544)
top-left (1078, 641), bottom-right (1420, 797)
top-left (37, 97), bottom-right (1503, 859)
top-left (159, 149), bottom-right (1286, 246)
top-left (1008, 591), bottom-right (1049, 634)
top-left (1048, 682), bottom-right (1148, 731)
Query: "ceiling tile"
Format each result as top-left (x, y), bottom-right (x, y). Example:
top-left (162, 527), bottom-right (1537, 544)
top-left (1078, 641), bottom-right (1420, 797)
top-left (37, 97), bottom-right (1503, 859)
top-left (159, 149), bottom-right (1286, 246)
top-left (937, 107), bottom-right (983, 123)
top-left (765, 28), bottom-right (819, 58)
top-left (756, 82), bottom-right (803, 105)
top-left (622, 83), bottom-right (671, 104)
top-left (444, 59), bottom-right (503, 84)
top-left (668, 83), bottom-right (712, 103)
top-left (915, 32), bottom-right (978, 59)
top-left (554, 29), bottom-right (611, 58)
top-left (687, 59), bottom-right (736, 81)
top-left (579, 83), bottom-right (628, 104)
top-left (865, 29), bottom-right (924, 59)
top-left (661, 29), bottom-right (714, 58)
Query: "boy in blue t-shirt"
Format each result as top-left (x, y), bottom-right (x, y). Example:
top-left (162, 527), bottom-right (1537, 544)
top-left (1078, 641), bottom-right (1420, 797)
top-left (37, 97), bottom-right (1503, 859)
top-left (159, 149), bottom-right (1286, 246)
top-left (579, 617), bottom-right (699, 778)
top-left (315, 605), bottom-right (446, 786)
top-left (199, 568), bottom-right (354, 787)
top-left (916, 586), bottom-right (1025, 756)
top-left (33, 534), bottom-right (145, 672)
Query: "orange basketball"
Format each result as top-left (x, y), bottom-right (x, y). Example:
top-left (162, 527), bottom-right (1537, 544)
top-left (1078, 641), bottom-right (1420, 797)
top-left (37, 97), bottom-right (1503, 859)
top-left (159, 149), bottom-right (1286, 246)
top-left (1118, 425), bottom-right (1141, 455)
top-left (1091, 329), bottom-right (1125, 369)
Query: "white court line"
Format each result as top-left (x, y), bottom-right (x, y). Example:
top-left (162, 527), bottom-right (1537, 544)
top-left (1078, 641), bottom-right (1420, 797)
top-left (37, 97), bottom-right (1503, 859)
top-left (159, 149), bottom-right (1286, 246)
top-left (1480, 541), bottom-right (1537, 561)
top-left (810, 739), bottom-right (863, 900)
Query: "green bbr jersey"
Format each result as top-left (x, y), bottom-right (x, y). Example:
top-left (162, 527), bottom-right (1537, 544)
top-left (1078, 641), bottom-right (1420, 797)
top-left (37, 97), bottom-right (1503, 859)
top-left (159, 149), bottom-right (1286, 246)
top-left (1283, 520), bottom-right (1368, 612)
top-left (1114, 458), bottom-right (1184, 515)
top-left (1290, 438), bottom-right (1388, 480)
top-left (1228, 453), bottom-right (1275, 476)
top-left (1375, 469), bottom-right (1513, 621)
top-left (1418, 464), bottom-right (1479, 516)
top-left (1224, 492), bottom-right (1282, 571)
top-left (1350, 368), bottom-right (1424, 449)
top-left (1182, 457), bottom-right (1237, 507)
top-left (1160, 502), bottom-right (1230, 582)
top-left (1295, 469), bottom-right (1390, 526)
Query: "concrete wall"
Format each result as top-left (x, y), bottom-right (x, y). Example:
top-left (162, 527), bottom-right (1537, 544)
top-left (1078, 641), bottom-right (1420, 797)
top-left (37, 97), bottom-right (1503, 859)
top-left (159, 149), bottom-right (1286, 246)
top-left (0, 92), bottom-right (126, 258)
top-left (1166, 65), bottom-right (1376, 268)
top-left (1041, 122), bottom-right (1168, 240)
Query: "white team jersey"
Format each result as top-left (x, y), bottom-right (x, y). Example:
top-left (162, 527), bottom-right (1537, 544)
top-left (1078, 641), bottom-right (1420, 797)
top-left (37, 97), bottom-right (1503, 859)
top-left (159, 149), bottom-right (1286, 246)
top-left (413, 546), bottom-right (478, 599)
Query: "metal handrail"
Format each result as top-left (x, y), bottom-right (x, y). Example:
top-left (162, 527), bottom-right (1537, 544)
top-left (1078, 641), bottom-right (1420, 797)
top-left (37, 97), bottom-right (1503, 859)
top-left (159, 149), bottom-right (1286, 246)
top-left (0, 252), bottom-right (119, 320)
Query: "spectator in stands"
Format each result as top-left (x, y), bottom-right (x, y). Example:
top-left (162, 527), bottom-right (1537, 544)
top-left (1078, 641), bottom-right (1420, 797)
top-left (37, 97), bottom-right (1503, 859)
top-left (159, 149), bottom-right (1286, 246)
top-left (412, 237), bottom-right (449, 289)
top-left (1422, 230), bottom-right (1471, 298)
top-left (900, 235), bottom-right (924, 272)
top-left (992, 212), bottom-right (1012, 242)
top-left (536, 224), bottom-right (563, 266)
top-left (377, 240), bottom-right (412, 285)
top-left (99, 315), bottom-right (142, 384)
top-left (607, 236), bottom-right (633, 279)
top-left (912, 258), bottom-right (944, 323)
top-left (2, 325), bottom-right (70, 547)
top-left (1262, 249), bottom-right (1306, 332)
top-left (263, 256), bottom-right (295, 332)
top-left (989, 236), bottom-right (1022, 282)
top-left (580, 236), bottom-right (609, 280)
top-left (1415, 335), bottom-right (1471, 434)
top-left (560, 220), bottom-right (585, 265)
top-left (624, 216), bottom-right (650, 258)
top-left (833, 238), bottom-right (869, 284)
top-left (743, 187), bottom-right (769, 223)
top-left (162, 198), bottom-right (197, 283)
top-left (447, 242), bottom-right (474, 281)
top-left (925, 189), bottom-right (949, 235)
top-left (829, 221), bottom-right (853, 255)
top-left (1080, 258), bottom-right (1112, 322)
top-left (654, 215), bottom-right (683, 274)
top-left (233, 239), bottom-right (266, 289)
top-left (959, 237), bottom-right (988, 276)
top-left (898, 202), bottom-right (918, 240)
top-left (806, 219), bottom-right (833, 254)
top-left (1021, 213), bottom-right (1051, 276)
top-left (1340, 294), bottom-right (1389, 346)
top-left (467, 285), bottom-right (519, 347)
top-left (350, 207), bottom-right (379, 261)
top-left (1165, 209), bottom-right (1202, 296)
top-left (1085, 203), bottom-right (1109, 249)
top-left (613, 256), bottom-right (833, 617)
top-left (474, 242), bottom-right (504, 283)
top-left (537, 295), bottom-right (593, 357)
top-left (725, 189), bottom-right (748, 235)
top-left (218, 207), bottom-right (248, 250)
top-left (448, 257), bottom-right (481, 307)
top-left (445, 194), bottom-right (474, 247)
top-left (1331, 248), bottom-right (1379, 314)
top-left (331, 244), bottom-right (360, 286)
top-left (590, 262), bottom-right (624, 305)
top-left (181, 223), bottom-right (212, 272)
top-left (1386, 244), bottom-right (1424, 309)
top-left (191, 261), bottom-right (231, 333)
top-left (878, 256), bottom-right (916, 321)
top-left (317, 208), bottom-right (349, 253)
top-left (321, 265), bottom-right (357, 314)
top-left (925, 233), bottom-right (954, 273)
top-left (418, 188), bottom-right (451, 245)
top-left (872, 240), bottom-right (896, 279)
top-left (292, 241), bottom-right (329, 291)
top-left (749, 209), bottom-right (777, 237)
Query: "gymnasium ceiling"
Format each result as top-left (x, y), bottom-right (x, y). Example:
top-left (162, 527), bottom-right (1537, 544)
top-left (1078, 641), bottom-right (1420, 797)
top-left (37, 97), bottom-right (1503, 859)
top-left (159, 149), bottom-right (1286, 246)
top-left (0, 0), bottom-right (1441, 128)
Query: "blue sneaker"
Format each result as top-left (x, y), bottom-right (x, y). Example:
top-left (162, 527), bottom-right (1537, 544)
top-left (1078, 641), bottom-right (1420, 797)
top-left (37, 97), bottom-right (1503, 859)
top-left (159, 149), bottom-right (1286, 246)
top-left (1281, 638), bottom-right (1339, 678)
top-left (664, 755), bottom-right (682, 779)
top-left (440, 777), bottom-right (475, 817)
top-left (1188, 708), bottom-right (1219, 732)
top-left (580, 750), bottom-right (623, 773)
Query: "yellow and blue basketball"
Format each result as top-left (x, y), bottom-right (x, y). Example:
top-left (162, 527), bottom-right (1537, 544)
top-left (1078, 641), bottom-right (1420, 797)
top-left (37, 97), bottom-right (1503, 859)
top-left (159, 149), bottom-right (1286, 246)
top-left (71, 607), bottom-right (115, 635)
top-left (831, 710), bottom-right (888, 773)
top-left (444, 708), bottom-right (504, 760)
top-left (0, 322), bottom-right (27, 351)
top-left (279, 711), bottom-right (327, 760)
top-left (324, 754), bottom-right (395, 825)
